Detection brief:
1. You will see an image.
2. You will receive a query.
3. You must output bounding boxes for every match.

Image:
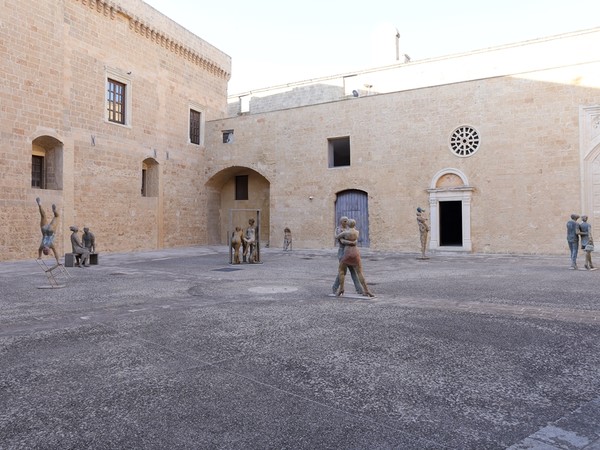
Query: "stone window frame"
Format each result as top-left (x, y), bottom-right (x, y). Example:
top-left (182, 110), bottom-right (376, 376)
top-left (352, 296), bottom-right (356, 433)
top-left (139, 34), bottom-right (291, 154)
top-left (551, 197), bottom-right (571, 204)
top-left (105, 68), bottom-right (132, 127)
top-left (449, 125), bottom-right (480, 157)
top-left (222, 129), bottom-right (234, 144)
top-left (427, 168), bottom-right (473, 252)
top-left (188, 101), bottom-right (205, 146)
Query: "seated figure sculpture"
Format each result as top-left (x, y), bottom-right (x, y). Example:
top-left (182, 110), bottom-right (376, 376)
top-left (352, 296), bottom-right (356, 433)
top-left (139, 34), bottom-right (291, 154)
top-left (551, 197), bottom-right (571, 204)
top-left (69, 225), bottom-right (90, 267)
top-left (83, 227), bottom-right (96, 253)
top-left (335, 219), bottom-right (374, 297)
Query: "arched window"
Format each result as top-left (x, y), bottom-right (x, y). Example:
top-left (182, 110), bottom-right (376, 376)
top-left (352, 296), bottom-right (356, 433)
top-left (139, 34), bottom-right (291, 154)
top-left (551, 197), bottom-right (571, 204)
top-left (31, 136), bottom-right (63, 190)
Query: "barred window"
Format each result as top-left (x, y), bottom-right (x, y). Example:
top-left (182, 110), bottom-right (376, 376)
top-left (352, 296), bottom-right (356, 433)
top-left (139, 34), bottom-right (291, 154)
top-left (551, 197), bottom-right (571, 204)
top-left (31, 155), bottom-right (44, 188)
top-left (107, 79), bottom-right (126, 124)
top-left (190, 109), bottom-right (201, 145)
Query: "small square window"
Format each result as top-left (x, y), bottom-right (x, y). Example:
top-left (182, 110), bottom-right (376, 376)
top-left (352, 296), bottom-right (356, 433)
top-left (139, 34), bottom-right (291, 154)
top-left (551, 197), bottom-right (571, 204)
top-left (328, 137), bottom-right (351, 168)
top-left (190, 109), bottom-right (201, 145)
top-left (235, 175), bottom-right (248, 200)
top-left (223, 130), bottom-right (234, 143)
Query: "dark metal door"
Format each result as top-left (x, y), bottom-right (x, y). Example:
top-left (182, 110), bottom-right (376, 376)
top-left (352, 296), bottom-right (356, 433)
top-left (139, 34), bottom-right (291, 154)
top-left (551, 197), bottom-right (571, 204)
top-left (335, 190), bottom-right (369, 246)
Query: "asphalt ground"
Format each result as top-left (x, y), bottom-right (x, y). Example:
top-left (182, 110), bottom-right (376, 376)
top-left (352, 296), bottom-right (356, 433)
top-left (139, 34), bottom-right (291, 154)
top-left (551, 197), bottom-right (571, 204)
top-left (1, 246), bottom-right (600, 450)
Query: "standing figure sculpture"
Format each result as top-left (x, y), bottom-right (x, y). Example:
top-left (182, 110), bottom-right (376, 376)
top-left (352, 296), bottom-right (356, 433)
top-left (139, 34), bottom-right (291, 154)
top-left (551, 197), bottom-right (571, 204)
top-left (416, 207), bottom-right (430, 259)
top-left (231, 226), bottom-right (243, 264)
top-left (83, 227), bottom-right (96, 253)
top-left (283, 227), bottom-right (292, 251)
top-left (335, 219), bottom-right (374, 297)
top-left (36, 197), bottom-right (60, 265)
top-left (578, 215), bottom-right (597, 271)
top-left (242, 218), bottom-right (258, 263)
top-left (69, 226), bottom-right (90, 267)
top-left (332, 216), bottom-right (363, 295)
top-left (566, 213), bottom-right (580, 269)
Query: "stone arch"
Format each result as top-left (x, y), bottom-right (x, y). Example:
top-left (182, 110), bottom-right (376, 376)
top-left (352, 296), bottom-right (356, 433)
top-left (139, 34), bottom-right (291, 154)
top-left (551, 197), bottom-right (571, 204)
top-left (31, 135), bottom-right (64, 190)
top-left (427, 168), bottom-right (474, 252)
top-left (205, 166), bottom-right (271, 245)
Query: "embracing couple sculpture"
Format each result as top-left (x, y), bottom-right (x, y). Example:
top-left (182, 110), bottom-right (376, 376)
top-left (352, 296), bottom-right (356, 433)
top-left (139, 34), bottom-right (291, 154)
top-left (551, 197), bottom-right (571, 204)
top-left (332, 216), bottom-right (374, 297)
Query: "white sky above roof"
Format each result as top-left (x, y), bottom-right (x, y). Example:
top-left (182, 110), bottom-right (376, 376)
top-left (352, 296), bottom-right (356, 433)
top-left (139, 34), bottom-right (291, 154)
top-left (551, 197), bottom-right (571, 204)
top-left (143, 0), bottom-right (600, 94)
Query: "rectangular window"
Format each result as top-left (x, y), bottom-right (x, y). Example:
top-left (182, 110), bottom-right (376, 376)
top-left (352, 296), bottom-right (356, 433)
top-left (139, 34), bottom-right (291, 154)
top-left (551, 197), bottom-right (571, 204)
top-left (190, 109), bottom-right (201, 145)
top-left (31, 155), bottom-right (44, 188)
top-left (107, 79), bottom-right (126, 124)
top-left (141, 168), bottom-right (147, 197)
top-left (235, 175), bottom-right (248, 200)
top-left (222, 130), bottom-right (234, 143)
top-left (328, 137), bottom-right (351, 168)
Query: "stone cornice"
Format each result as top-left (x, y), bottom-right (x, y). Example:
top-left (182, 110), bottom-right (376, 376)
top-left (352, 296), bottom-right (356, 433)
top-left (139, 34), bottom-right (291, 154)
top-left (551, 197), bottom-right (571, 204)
top-left (74, 0), bottom-right (231, 80)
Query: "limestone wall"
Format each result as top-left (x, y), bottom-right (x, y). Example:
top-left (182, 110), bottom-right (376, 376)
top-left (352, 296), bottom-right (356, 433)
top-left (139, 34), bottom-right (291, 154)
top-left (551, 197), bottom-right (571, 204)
top-left (208, 61), bottom-right (600, 255)
top-left (0, 0), bottom-right (230, 261)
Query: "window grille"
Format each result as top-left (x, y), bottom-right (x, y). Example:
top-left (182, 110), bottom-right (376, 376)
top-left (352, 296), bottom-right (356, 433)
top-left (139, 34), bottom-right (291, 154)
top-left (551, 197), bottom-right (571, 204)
top-left (107, 79), bottom-right (126, 124)
top-left (32, 155), bottom-right (44, 188)
top-left (190, 109), bottom-right (201, 144)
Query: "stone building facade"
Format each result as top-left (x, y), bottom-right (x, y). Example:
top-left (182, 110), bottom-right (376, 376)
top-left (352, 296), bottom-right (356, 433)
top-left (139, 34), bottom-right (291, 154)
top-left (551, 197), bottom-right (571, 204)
top-left (213, 29), bottom-right (600, 255)
top-left (1, 0), bottom-right (231, 262)
top-left (2, 0), bottom-right (600, 261)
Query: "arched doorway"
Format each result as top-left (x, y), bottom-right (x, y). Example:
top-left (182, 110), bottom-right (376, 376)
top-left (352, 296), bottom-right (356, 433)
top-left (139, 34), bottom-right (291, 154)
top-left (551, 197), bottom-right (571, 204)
top-left (580, 105), bottom-right (600, 226)
top-left (428, 169), bottom-right (473, 252)
top-left (205, 166), bottom-right (271, 246)
top-left (335, 189), bottom-right (369, 246)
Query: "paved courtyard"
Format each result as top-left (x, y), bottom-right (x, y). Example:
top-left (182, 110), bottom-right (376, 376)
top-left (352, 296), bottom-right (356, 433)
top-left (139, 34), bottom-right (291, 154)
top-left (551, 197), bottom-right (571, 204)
top-left (1, 246), bottom-right (600, 449)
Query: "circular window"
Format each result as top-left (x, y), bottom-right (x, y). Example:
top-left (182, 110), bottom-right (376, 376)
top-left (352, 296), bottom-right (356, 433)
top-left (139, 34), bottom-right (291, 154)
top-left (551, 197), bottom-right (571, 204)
top-left (449, 126), bottom-right (480, 157)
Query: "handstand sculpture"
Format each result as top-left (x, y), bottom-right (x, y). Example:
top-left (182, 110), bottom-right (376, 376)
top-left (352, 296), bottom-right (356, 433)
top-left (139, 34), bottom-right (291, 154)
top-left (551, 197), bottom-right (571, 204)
top-left (335, 219), bottom-right (374, 297)
top-left (35, 198), bottom-right (70, 288)
top-left (36, 197), bottom-right (60, 265)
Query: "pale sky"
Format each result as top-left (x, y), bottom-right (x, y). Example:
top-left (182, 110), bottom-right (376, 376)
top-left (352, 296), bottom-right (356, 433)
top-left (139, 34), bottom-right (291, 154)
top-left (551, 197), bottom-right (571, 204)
top-left (143, 0), bottom-right (600, 94)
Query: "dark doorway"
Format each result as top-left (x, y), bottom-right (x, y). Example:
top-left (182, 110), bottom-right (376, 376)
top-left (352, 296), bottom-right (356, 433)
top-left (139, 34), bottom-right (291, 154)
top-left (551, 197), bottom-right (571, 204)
top-left (439, 201), bottom-right (462, 246)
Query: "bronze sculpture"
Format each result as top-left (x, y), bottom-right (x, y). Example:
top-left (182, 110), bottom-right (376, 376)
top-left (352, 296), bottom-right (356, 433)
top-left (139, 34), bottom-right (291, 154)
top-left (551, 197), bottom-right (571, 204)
top-left (36, 198), bottom-right (60, 265)
top-left (335, 219), bottom-right (374, 297)
top-left (416, 207), bottom-right (430, 259)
